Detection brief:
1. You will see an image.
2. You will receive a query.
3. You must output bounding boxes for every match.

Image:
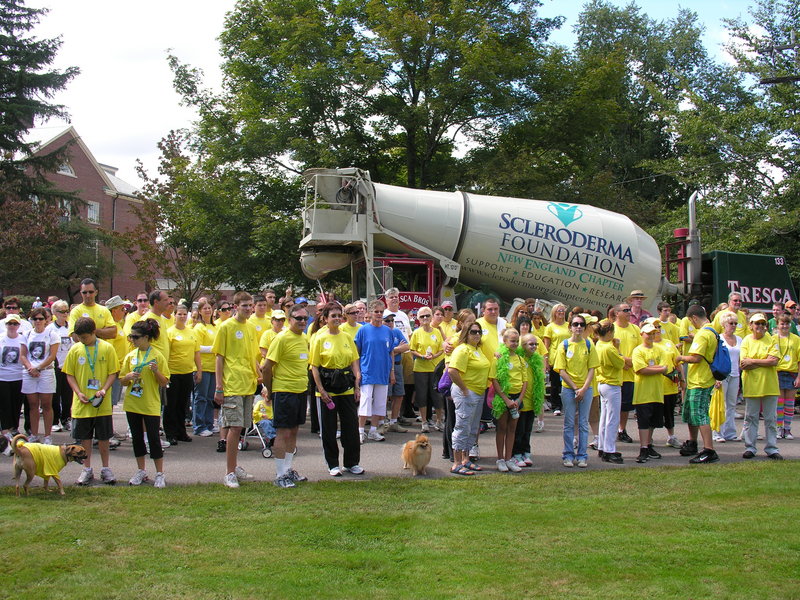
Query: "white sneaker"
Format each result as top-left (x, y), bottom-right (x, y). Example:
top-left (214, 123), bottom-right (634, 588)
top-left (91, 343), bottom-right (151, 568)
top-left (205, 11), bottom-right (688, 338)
top-left (234, 465), bottom-right (253, 482)
top-left (367, 430), bottom-right (385, 442)
top-left (108, 437), bottom-right (121, 449)
top-left (161, 438), bottom-right (171, 448)
top-left (199, 430), bottom-right (213, 437)
top-left (28, 435), bottom-right (39, 443)
top-left (223, 472), bottom-right (240, 488)
top-left (576, 459), bottom-right (588, 468)
top-left (667, 436), bottom-right (682, 449)
top-left (562, 459), bottom-right (574, 468)
top-left (212, 424), bottom-right (220, 433)
top-left (345, 465), bottom-right (365, 475)
top-left (523, 453), bottom-right (533, 466)
top-left (535, 420), bottom-right (545, 433)
top-left (43, 436), bottom-right (52, 445)
top-left (496, 459), bottom-right (509, 472)
top-left (469, 444), bottom-right (480, 460)
top-left (100, 467), bottom-right (116, 485)
top-left (329, 466), bottom-right (343, 477)
top-left (359, 431), bottom-right (367, 444)
top-left (51, 423), bottom-right (62, 432)
top-left (712, 432), bottom-right (725, 443)
top-left (129, 470), bottom-right (149, 485)
top-left (505, 459), bottom-right (522, 473)
top-left (76, 467), bottom-right (94, 485)
top-left (553, 409), bottom-right (562, 416)
top-left (153, 472), bottom-right (166, 488)
top-left (421, 422), bottom-right (430, 433)
top-left (785, 431), bottom-right (795, 440)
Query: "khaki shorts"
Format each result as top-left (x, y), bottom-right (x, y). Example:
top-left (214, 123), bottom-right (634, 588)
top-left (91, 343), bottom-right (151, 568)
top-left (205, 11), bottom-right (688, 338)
top-left (219, 395), bottom-right (254, 429)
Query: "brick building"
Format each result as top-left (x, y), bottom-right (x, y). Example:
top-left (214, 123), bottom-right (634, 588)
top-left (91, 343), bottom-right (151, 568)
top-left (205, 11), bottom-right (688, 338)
top-left (30, 126), bottom-right (148, 303)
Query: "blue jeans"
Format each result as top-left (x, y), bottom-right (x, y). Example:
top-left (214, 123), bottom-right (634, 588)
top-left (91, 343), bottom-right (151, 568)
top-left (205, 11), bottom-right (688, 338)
top-left (561, 386), bottom-right (593, 461)
top-left (192, 371), bottom-right (216, 434)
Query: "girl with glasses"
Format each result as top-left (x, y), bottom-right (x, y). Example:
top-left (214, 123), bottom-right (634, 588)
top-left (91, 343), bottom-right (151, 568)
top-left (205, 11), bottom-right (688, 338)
top-left (47, 300), bottom-right (74, 432)
top-left (490, 328), bottom-right (528, 472)
top-left (512, 332), bottom-right (547, 466)
top-left (410, 307), bottom-right (445, 433)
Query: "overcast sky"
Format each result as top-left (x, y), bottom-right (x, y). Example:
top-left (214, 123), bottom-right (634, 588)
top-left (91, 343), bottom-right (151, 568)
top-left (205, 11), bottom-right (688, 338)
top-left (29, 0), bottom-right (757, 187)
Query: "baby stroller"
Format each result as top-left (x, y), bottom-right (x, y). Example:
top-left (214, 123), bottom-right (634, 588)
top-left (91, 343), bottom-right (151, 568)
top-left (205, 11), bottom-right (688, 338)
top-left (239, 397), bottom-right (276, 458)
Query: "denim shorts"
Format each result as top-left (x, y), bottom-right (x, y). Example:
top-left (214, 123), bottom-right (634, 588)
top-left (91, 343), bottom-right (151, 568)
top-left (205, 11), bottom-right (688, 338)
top-left (389, 363), bottom-right (405, 396)
top-left (778, 371), bottom-right (797, 390)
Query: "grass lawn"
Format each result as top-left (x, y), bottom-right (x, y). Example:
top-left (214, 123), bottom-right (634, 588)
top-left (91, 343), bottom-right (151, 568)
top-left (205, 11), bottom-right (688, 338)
top-left (2, 461), bottom-right (798, 599)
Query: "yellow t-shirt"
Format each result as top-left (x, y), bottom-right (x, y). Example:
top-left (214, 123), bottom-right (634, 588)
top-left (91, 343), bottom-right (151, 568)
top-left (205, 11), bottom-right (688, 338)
top-left (439, 320), bottom-right (457, 343)
top-left (614, 322), bottom-right (641, 383)
top-left (123, 311), bottom-right (145, 336)
top-left (488, 350), bottom-right (528, 395)
top-left (553, 338), bottom-right (600, 389)
top-left (679, 316), bottom-right (696, 354)
top-left (212, 318), bottom-right (259, 396)
top-left (632, 344), bottom-right (665, 404)
top-left (661, 321), bottom-right (680, 346)
top-left (686, 326), bottom-right (717, 390)
top-left (543, 321), bottom-right (570, 363)
top-left (249, 314), bottom-right (271, 355)
top-left (137, 311), bottom-right (170, 363)
top-left (775, 333), bottom-right (800, 373)
top-left (265, 330), bottom-right (309, 394)
top-left (252, 397), bottom-right (274, 422)
top-left (167, 326), bottom-right (200, 374)
top-left (595, 340), bottom-right (625, 386)
top-left (259, 327), bottom-right (284, 355)
top-left (656, 339), bottom-right (680, 395)
top-left (22, 442), bottom-right (66, 478)
top-left (62, 340), bottom-right (118, 418)
top-left (476, 317), bottom-right (501, 362)
top-left (448, 342), bottom-right (490, 395)
top-left (67, 303), bottom-right (115, 336)
top-left (108, 319), bottom-right (128, 371)
top-left (119, 347), bottom-right (169, 416)
top-left (740, 334), bottom-right (780, 398)
top-left (340, 321), bottom-right (361, 341)
top-left (309, 330), bottom-right (359, 396)
top-left (410, 327), bottom-right (444, 373)
top-left (713, 309), bottom-right (750, 338)
top-left (193, 321), bottom-right (217, 373)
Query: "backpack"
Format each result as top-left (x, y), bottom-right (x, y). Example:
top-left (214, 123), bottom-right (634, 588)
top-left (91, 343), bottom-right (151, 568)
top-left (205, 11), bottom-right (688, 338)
top-left (701, 326), bottom-right (732, 381)
top-left (563, 338), bottom-right (592, 355)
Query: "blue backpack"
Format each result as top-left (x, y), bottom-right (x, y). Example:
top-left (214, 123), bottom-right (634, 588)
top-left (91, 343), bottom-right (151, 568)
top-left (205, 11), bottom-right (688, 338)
top-left (702, 326), bottom-right (732, 381)
top-left (562, 338), bottom-right (592, 355)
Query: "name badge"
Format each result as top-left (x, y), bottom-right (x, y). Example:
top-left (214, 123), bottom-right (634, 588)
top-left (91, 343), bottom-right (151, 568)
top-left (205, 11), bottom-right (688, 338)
top-left (176, 335), bottom-right (183, 341)
top-left (235, 330), bottom-right (244, 339)
top-left (130, 382), bottom-right (143, 397)
top-left (323, 342), bottom-right (332, 349)
top-left (566, 349), bottom-right (574, 359)
top-left (87, 378), bottom-right (100, 390)
top-left (299, 353), bottom-right (308, 360)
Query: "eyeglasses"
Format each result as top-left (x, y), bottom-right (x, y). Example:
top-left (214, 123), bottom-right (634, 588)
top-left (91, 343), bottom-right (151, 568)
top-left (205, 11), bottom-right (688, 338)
top-left (80, 290), bottom-right (96, 295)
top-left (526, 342), bottom-right (538, 348)
top-left (136, 298), bottom-right (148, 303)
top-left (128, 334), bottom-right (143, 340)
top-left (620, 308), bottom-right (631, 313)
top-left (219, 307), bottom-right (231, 311)
top-left (571, 322), bottom-right (586, 328)
top-left (443, 307), bottom-right (453, 311)
top-left (346, 311), bottom-right (358, 315)
top-left (293, 316), bottom-right (309, 322)
top-left (468, 329), bottom-right (482, 335)
top-left (419, 314), bottom-right (431, 319)
top-left (56, 310), bottom-right (68, 314)
top-left (6, 322), bottom-right (19, 326)
top-left (31, 317), bottom-right (46, 321)
top-left (329, 314), bottom-right (342, 319)
top-left (5, 306), bottom-right (18, 310)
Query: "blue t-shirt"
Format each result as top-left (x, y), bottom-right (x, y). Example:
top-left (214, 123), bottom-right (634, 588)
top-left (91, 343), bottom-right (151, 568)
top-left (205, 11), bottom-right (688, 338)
top-left (355, 324), bottom-right (393, 385)
top-left (391, 329), bottom-right (405, 364)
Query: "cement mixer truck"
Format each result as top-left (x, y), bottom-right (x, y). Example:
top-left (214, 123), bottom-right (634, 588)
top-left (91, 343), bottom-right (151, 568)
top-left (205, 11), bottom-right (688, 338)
top-left (299, 168), bottom-right (796, 314)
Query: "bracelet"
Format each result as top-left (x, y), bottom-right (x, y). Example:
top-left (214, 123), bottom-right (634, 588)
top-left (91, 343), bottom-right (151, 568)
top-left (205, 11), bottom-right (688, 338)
top-left (215, 389), bottom-right (224, 393)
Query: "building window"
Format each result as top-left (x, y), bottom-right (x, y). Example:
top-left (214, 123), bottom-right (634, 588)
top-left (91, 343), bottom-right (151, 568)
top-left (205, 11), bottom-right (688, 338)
top-left (57, 162), bottom-right (76, 177)
top-left (87, 201), bottom-right (100, 224)
top-left (88, 239), bottom-right (99, 266)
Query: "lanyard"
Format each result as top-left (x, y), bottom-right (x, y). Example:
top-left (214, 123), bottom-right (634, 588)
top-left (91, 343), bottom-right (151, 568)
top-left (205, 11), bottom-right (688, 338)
top-left (133, 347), bottom-right (152, 373)
top-left (84, 342), bottom-right (98, 377)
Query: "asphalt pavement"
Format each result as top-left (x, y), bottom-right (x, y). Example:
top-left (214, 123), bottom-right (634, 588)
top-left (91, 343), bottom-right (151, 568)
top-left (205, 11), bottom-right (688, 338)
top-left (4, 403), bottom-right (797, 490)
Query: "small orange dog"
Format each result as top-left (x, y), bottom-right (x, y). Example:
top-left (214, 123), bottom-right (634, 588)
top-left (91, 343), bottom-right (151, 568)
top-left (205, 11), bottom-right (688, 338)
top-left (402, 433), bottom-right (432, 476)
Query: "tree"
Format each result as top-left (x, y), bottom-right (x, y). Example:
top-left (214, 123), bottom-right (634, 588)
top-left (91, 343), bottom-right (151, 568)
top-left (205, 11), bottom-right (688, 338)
top-left (0, 0), bottom-right (80, 291)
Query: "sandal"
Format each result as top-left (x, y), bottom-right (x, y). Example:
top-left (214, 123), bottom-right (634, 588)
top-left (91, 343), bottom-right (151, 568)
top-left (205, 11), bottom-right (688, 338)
top-left (463, 460), bottom-right (482, 471)
top-left (450, 464), bottom-right (475, 476)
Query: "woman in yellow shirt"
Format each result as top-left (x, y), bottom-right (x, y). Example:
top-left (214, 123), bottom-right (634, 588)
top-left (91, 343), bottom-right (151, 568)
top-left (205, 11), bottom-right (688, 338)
top-left (774, 314), bottom-right (800, 439)
top-left (442, 308), bottom-right (476, 462)
top-left (542, 303), bottom-right (569, 416)
top-left (595, 322), bottom-right (625, 463)
top-left (410, 307), bottom-right (445, 433)
top-left (192, 298), bottom-right (217, 437)
top-left (164, 303), bottom-right (201, 445)
top-left (119, 318), bottom-right (169, 487)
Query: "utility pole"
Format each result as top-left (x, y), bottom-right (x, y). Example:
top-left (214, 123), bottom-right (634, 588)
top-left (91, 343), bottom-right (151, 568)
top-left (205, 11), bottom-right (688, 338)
top-left (760, 30), bottom-right (800, 84)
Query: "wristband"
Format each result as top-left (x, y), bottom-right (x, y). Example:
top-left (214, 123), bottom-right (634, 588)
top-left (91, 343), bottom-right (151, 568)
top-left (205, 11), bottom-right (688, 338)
top-left (215, 389), bottom-right (224, 394)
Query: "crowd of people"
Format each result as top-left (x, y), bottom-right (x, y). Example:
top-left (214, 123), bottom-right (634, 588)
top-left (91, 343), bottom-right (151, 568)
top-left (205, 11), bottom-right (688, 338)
top-left (1, 280), bottom-right (797, 489)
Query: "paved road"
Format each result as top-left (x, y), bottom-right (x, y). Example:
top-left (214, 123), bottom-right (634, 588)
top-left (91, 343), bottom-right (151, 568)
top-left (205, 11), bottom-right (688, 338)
top-left (4, 406), bottom-right (797, 489)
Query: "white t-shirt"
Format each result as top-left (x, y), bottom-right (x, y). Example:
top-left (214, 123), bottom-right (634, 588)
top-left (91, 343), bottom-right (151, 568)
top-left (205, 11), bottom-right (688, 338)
top-left (0, 318), bottom-right (32, 337)
top-left (0, 334), bottom-right (23, 381)
top-left (24, 328), bottom-right (60, 370)
top-left (384, 308), bottom-right (412, 341)
top-left (47, 322), bottom-right (73, 368)
top-left (722, 334), bottom-right (742, 378)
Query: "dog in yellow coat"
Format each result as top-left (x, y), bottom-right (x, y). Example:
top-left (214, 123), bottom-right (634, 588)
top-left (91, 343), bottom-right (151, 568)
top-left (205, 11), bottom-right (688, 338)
top-left (12, 434), bottom-right (87, 496)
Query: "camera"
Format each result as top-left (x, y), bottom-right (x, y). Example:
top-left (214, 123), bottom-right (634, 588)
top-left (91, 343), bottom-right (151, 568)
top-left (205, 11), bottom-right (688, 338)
top-left (90, 394), bottom-right (103, 408)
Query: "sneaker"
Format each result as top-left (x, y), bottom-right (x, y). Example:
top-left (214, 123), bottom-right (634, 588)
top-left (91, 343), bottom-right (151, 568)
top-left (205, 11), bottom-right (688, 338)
top-left (497, 459), bottom-right (509, 472)
top-left (505, 459), bottom-right (522, 472)
top-left (286, 469), bottom-right (307, 482)
top-left (359, 431), bottom-right (367, 444)
top-left (562, 459), bottom-right (574, 468)
top-left (469, 444), bottom-right (480, 460)
top-left (28, 435), bottom-right (39, 443)
top-left (535, 420), bottom-right (545, 433)
top-left (51, 423), bottom-right (62, 432)
top-left (212, 423), bottom-right (220, 433)
top-left (329, 466), bottom-right (343, 477)
top-left (43, 436), bottom-right (52, 445)
top-left (666, 436), bottom-right (682, 449)
top-left (636, 449), bottom-right (649, 463)
top-left (199, 429), bottom-right (214, 437)
top-left (62, 419), bottom-right (71, 431)
top-left (216, 439), bottom-right (227, 453)
top-left (273, 474), bottom-right (296, 488)
top-left (161, 439), bottom-right (171, 448)
top-left (576, 459), bottom-right (588, 468)
top-left (100, 467), bottom-right (116, 485)
top-left (589, 436), bottom-right (599, 450)
top-left (617, 430), bottom-right (633, 443)
top-left (433, 421), bottom-right (444, 432)
top-left (742, 450), bottom-right (756, 459)
top-left (234, 465), bottom-right (254, 482)
top-left (646, 445), bottom-right (662, 459)
top-left (345, 464), bottom-right (365, 475)
top-left (386, 422), bottom-right (408, 433)
top-left (553, 409), bottom-right (562, 416)
top-left (367, 430), bottom-right (385, 442)
top-left (712, 432), bottom-right (725, 443)
top-left (153, 472), bottom-right (166, 488)
top-left (523, 453), bottom-right (533, 467)
top-left (108, 437), bottom-right (121, 449)
top-left (129, 470), bottom-right (149, 485)
top-left (777, 429), bottom-right (785, 439)
top-left (398, 417), bottom-right (415, 427)
top-left (679, 439), bottom-right (699, 456)
top-left (76, 467), bottom-right (94, 485)
top-left (785, 431), bottom-right (794, 440)
top-left (767, 452), bottom-right (785, 460)
top-left (602, 452), bottom-right (624, 464)
top-left (421, 422), bottom-right (430, 433)
top-left (690, 448), bottom-right (720, 464)
top-left (223, 472), bottom-right (240, 488)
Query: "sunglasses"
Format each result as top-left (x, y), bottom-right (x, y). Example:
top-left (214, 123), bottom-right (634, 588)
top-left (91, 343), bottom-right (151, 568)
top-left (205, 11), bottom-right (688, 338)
top-left (346, 311), bottom-right (358, 315)
top-left (468, 329), bottom-right (482, 335)
top-left (5, 306), bottom-right (18, 310)
top-left (443, 307), bottom-right (453, 311)
top-left (56, 310), bottom-right (68, 314)
top-left (571, 322), bottom-right (586, 327)
top-left (128, 334), bottom-right (143, 340)
top-left (620, 308), bottom-right (631, 313)
top-left (419, 314), bottom-right (431, 318)
top-left (219, 307), bottom-right (231, 311)
top-left (31, 317), bottom-right (46, 321)
top-left (383, 318), bottom-right (394, 323)
top-left (136, 299), bottom-right (148, 303)
top-left (293, 316), bottom-right (308, 321)
top-left (80, 290), bottom-right (96, 295)
top-left (6, 322), bottom-right (19, 326)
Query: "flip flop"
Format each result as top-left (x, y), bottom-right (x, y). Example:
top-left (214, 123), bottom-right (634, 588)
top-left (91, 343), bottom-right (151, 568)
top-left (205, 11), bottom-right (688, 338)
top-left (463, 460), bottom-right (482, 471)
top-left (450, 464), bottom-right (475, 476)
